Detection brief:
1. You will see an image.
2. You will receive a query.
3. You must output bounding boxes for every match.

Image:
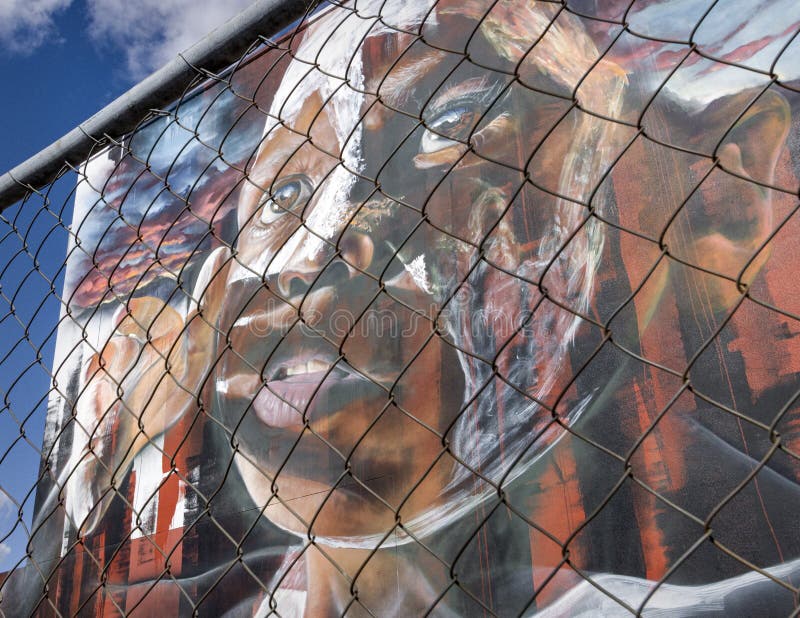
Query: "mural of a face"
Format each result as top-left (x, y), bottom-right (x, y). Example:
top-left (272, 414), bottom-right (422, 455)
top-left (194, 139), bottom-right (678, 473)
top-left (29, 0), bottom-right (800, 615)
top-left (213, 0), bottom-right (629, 542)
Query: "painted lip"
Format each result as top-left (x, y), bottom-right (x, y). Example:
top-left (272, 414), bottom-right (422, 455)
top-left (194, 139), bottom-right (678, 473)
top-left (218, 360), bottom-right (388, 431)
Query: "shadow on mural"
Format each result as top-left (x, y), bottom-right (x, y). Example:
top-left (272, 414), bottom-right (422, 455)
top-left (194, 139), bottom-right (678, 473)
top-left (4, 0), bottom-right (800, 615)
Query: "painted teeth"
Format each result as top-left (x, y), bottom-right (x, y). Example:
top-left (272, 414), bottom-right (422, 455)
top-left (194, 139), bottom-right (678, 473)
top-left (285, 359), bottom-right (328, 376)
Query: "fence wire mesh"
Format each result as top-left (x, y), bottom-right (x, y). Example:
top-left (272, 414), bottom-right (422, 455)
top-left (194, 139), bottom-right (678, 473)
top-left (1, 0), bottom-right (800, 615)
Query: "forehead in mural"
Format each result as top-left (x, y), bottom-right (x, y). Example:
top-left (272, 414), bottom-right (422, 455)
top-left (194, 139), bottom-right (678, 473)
top-left (234, 0), bottom-right (617, 282)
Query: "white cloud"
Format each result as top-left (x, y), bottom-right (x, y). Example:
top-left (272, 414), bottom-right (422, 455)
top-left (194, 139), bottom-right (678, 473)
top-left (0, 491), bottom-right (11, 514)
top-left (86, 0), bottom-right (257, 79)
top-left (0, 0), bottom-right (258, 74)
top-left (0, 0), bottom-right (72, 53)
top-left (0, 494), bottom-right (13, 564)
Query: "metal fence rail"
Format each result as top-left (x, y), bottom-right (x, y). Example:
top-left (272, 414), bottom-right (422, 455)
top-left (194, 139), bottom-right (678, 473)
top-left (1, 0), bottom-right (800, 616)
top-left (0, 0), bottom-right (309, 212)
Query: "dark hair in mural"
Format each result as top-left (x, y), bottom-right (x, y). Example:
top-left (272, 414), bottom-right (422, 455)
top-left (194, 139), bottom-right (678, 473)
top-left (4, 0), bottom-right (800, 615)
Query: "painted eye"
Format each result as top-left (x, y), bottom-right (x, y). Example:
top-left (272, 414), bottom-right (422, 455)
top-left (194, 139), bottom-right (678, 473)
top-left (420, 104), bottom-right (475, 154)
top-left (258, 177), bottom-right (312, 225)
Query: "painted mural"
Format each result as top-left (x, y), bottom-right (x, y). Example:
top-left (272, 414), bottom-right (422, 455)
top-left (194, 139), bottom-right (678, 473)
top-left (5, 0), bottom-right (800, 615)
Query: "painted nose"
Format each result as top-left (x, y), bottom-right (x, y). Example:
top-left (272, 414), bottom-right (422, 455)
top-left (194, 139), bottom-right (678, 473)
top-left (277, 228), bottom-right (374, 299)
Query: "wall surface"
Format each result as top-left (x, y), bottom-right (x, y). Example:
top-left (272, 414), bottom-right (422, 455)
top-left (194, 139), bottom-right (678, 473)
top-left (5, 0), bottom-right (800, 615)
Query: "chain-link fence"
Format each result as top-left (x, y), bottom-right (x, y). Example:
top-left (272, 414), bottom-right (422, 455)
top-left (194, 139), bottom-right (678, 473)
top-left (1, 0), bottom-right (800, 615)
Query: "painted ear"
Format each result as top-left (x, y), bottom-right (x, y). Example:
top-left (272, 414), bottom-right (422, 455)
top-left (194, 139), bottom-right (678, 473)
top-left (716, 88), bottom-right (791, 188)
top-left (662, 88), bottom-right (791, 307)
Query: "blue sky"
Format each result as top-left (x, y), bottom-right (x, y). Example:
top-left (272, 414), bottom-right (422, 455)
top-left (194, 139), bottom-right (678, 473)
top-left (0, 0), bottom-right (255, 574)
top-left (0, 4), bottom-right (119, 173)
top-left (0, 0), bottom-right (258, 173)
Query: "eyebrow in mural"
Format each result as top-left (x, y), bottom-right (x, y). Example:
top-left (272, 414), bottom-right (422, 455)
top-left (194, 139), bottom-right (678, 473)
top-left (4, 0), bottom-right (800, 615)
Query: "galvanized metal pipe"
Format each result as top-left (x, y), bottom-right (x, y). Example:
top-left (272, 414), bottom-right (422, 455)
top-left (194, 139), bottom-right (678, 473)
top-left (0, 0), bottom-right (309, 212)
